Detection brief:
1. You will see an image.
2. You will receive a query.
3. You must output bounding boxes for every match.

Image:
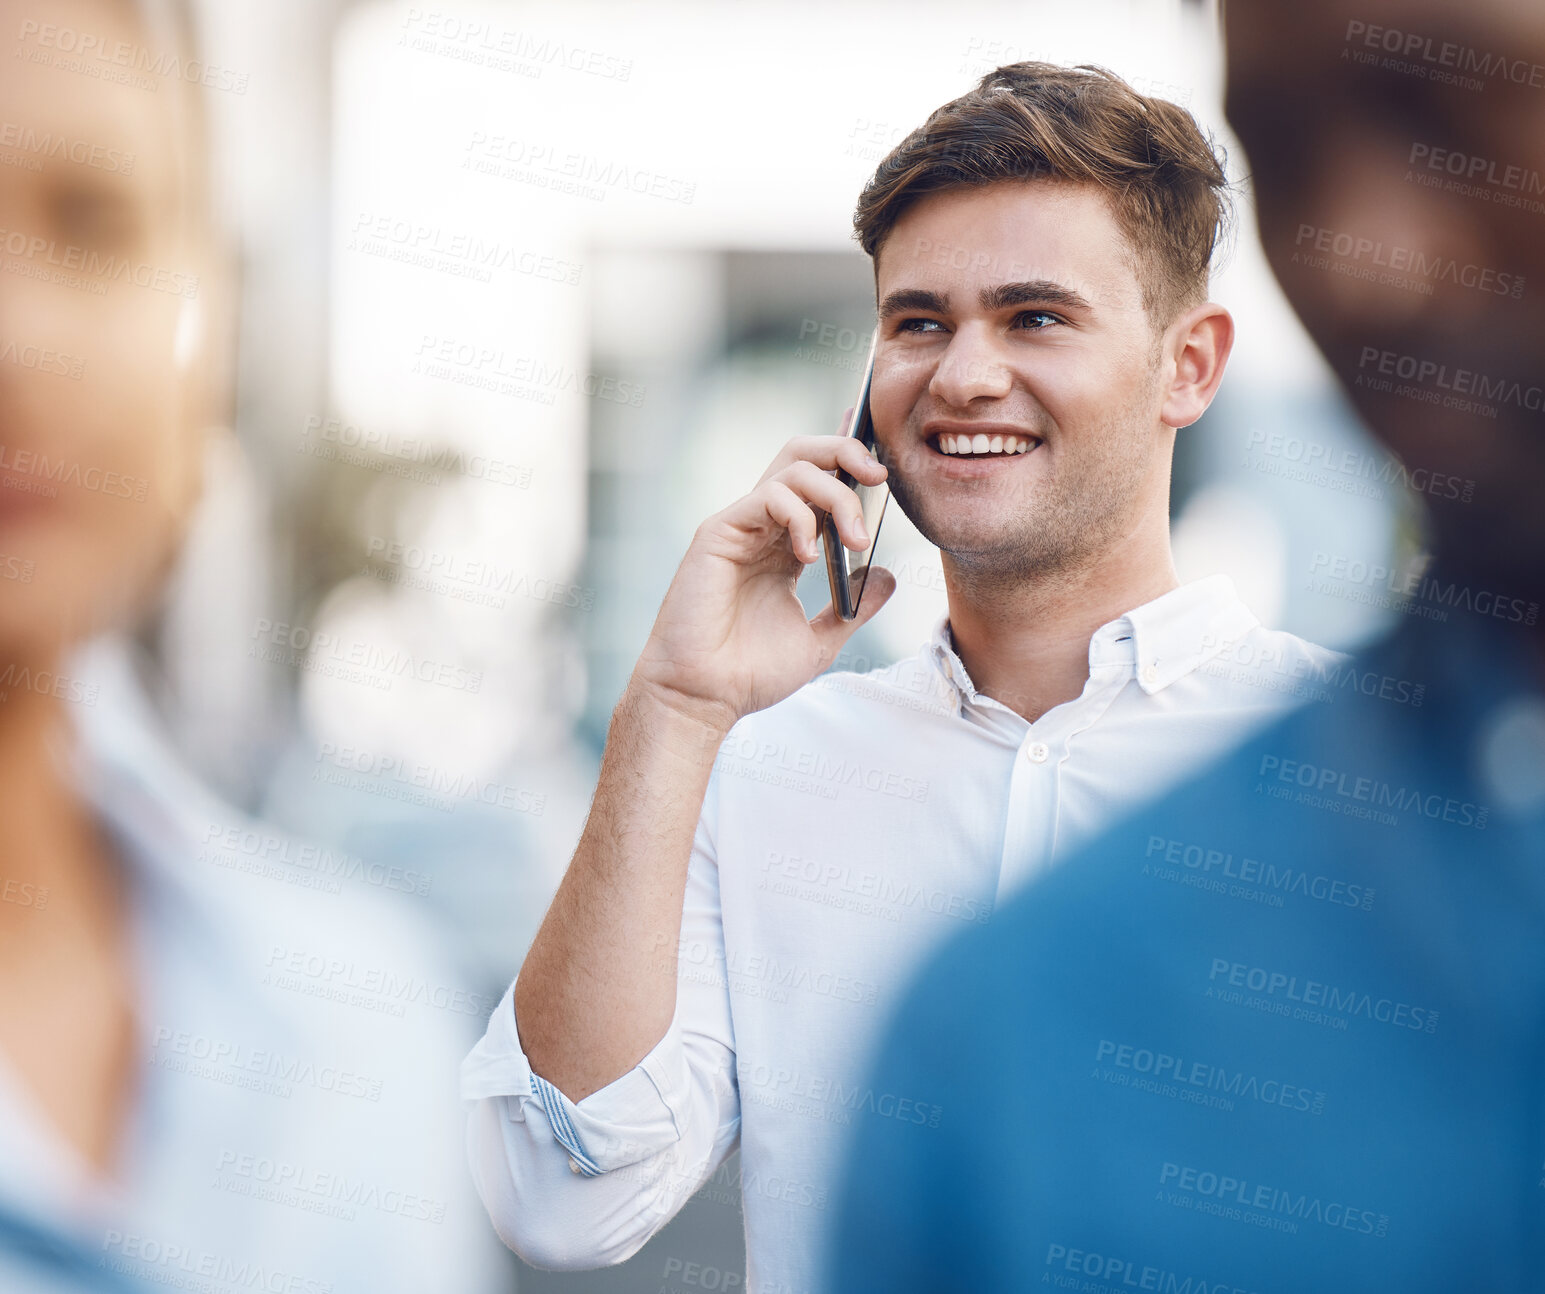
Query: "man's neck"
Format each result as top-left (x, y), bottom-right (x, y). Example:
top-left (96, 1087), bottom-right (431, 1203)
top-left (942, 528), bottom-right (1179, 723)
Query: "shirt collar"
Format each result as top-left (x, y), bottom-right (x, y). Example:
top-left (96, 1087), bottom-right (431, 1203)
top-left (925, 574), bottom-right (1259, 707)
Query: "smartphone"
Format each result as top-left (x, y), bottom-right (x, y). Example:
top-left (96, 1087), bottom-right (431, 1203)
top-left (820, 332), bottom-right (890, 621)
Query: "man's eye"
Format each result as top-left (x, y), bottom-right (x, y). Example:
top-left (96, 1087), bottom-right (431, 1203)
top-left (897, 318), bottom-right (945, 333)
top-left (1013, 310), bottom-right (1060, 330)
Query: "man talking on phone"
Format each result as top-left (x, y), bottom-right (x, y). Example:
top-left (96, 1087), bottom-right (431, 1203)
top-left (831, 4), bottom-right (1545, 1289)
top-left (462, 62), bottom-right (1338, 1291)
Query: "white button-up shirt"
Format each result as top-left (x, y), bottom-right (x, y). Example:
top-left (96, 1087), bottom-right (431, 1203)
top-left (461, 576), bottom-right (1344, 1293)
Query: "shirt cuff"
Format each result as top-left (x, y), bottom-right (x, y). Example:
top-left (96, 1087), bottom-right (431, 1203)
top-left (460, 978), bottom-right (686, 1176)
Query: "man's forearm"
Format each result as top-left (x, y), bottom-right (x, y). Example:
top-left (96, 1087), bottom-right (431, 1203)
top-left (514, 680), bottom-right (730, 1102)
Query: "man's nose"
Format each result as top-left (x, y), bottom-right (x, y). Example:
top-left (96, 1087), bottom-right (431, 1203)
top-left (927, 328), bottom-right (1013, 406)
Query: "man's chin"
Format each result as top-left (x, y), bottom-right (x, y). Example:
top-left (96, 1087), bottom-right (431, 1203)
top-left (926, 529), bottom-right (1063, 578)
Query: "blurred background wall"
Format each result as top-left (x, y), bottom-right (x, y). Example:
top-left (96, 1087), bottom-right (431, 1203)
top-left (154, 0), bottom-right (1411, 1285)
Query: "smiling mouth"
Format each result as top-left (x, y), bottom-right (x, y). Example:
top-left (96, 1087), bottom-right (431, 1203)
top-left (929, 432), bottom-right (1040, 458)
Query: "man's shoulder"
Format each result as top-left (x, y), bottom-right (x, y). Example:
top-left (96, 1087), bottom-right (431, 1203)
top-left (1213, 620), bottom-right (1349, 675)
top-left (1190, 619), bottom-right (1353, 714)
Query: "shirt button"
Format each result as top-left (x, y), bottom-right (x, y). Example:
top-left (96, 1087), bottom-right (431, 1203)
top-left (1025, 741), bottom-right (1050, 764)
top-left (568, 1156), bottom-right (581, 1175)
top-left (1141, 664), bottom-right (1159, 685)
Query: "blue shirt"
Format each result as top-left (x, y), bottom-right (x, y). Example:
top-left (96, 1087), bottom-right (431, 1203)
top-left (0, 639), bottom-right (505, 1294)
top-left (830, 598), bottom-right (1545, 1292)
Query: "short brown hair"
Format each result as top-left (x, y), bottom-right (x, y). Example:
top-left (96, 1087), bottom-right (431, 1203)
top-left (853, 62), bottom-right (1231, 322)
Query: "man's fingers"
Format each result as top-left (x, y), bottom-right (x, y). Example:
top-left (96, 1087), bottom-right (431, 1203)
top-left (758, 480), bottom-right (819, 563)
top-left (758, 435), bottom-right (888, 488)
top-left (775, 461), bottom-right (871, 551)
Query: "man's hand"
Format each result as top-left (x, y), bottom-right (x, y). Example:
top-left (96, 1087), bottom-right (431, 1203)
top-left (632, 434), bottom-right (895, 734)
top-left (515, 429), bottom-right (896, 1105)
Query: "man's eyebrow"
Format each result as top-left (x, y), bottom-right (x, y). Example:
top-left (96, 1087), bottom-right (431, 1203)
top-left (878, 281), bottom-right (1093, 320)
top-left (878, 288), bottom-right (950, 319)
top-left (981, 280), bottom-right (1092, 312)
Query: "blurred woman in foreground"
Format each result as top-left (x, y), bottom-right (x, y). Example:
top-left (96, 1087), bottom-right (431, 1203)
top-left (0, 1), bottom-right (501, 1289)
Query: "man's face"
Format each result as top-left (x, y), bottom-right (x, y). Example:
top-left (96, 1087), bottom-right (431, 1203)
top-left (869, 181), bottom-right (1172, 581)
top-left (1224, 0), bottom-right (1545, 601)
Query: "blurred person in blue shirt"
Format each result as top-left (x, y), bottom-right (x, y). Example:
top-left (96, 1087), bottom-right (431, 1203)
top-left (832, 2), bottom-right (1545, 1289)
top-left (0, 1), bottom-right (502, 1290)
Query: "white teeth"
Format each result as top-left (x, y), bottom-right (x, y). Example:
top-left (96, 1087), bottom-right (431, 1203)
top-left (935, 433), bottom-right (1041, 456)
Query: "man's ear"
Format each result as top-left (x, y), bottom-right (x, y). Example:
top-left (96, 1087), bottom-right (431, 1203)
top-left (1159, 303), bottom-right (1234, 429)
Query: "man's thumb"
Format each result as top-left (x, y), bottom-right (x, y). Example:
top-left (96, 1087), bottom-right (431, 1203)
top-left (809, 565), bottom-right (896, 664)
top-left (849, 565), bottom-right (895, 626)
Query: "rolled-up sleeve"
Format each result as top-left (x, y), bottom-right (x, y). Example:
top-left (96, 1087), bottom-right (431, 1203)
top-left (460, 769), bottom-right (740, 1271)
